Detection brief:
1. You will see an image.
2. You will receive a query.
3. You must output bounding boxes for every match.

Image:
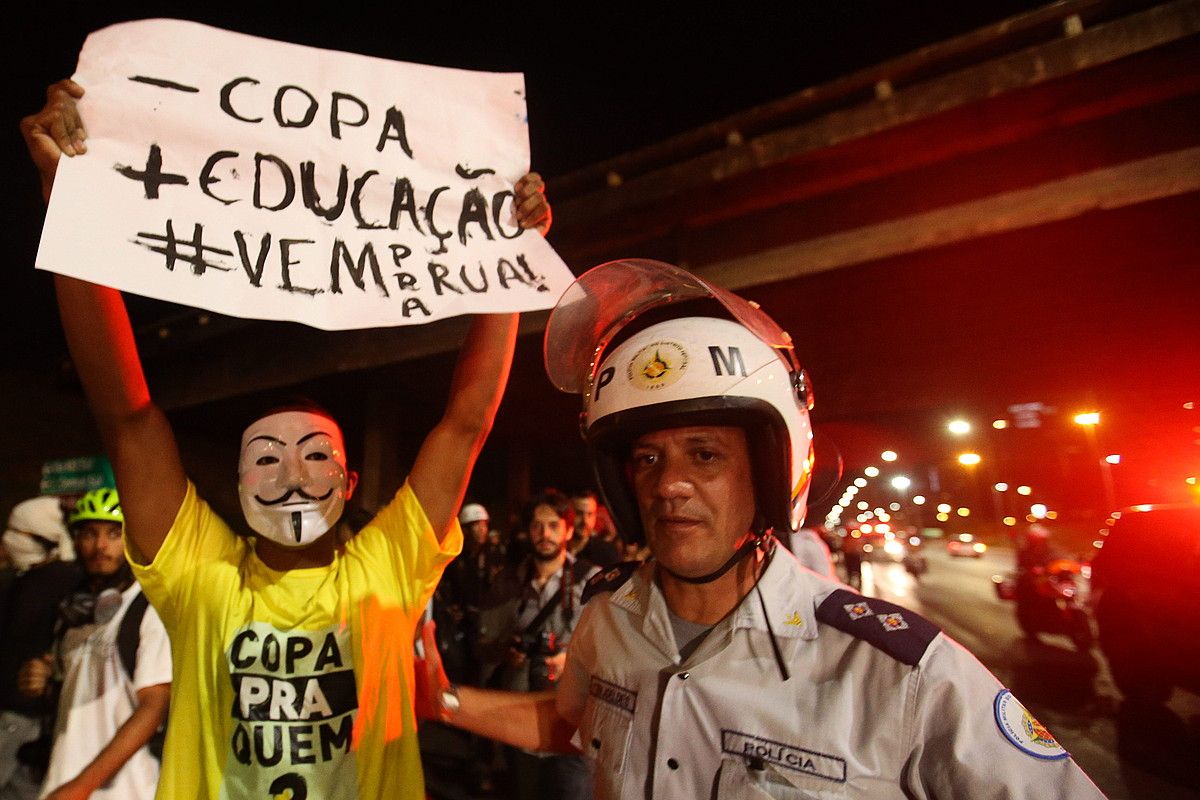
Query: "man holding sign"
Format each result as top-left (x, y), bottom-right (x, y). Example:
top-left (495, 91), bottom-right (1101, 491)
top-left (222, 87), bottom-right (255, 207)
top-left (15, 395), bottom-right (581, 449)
top-left (24, 63), bottom-right (549, 800)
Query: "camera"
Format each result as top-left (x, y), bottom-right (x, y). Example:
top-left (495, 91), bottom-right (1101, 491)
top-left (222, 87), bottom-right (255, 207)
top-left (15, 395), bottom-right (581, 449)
top-left (516, 630), bottom-right (559, 690)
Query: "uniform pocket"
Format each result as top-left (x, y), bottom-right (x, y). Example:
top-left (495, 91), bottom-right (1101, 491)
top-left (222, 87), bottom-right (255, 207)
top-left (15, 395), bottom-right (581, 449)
top-left (580, 694), bottom-right (633, 774)
top-left (578, 676), bottom-right (636, 800)
top-left (715, 755), bottom-right (848, 800)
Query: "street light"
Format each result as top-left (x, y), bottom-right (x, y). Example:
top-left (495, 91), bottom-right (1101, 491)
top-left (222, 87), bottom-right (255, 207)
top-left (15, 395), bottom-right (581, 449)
top-left (994, 482), bottom-right (1009, 492)
top-left (881, 451), bottom-right (898, 462)
top-left (958, 453), bottom-right (982, 466)
top-left (948, 419), bottom-right (971, 435)
top-left (1016, 485), bottom-right (1032, 496)
top-left (1074, 410), bottom-right (1116, 511)
top-left (890, 475), bottom-right (912, 491)
top-left (992, 419), bottom-right (1008, 430)
top-left (864, 466), bottom-right (880, 478)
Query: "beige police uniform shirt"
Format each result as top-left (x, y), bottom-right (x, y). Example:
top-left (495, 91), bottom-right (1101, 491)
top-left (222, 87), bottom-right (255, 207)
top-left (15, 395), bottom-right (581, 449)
top-left (557, 548), bottom-right (1106, 799)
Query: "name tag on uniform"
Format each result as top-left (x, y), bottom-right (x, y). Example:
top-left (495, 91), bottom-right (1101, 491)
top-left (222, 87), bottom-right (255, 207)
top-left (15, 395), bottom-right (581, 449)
top-left (721, 730), bottom-right (847, 783)
top-left (589, 676), bottom-right (636, 714)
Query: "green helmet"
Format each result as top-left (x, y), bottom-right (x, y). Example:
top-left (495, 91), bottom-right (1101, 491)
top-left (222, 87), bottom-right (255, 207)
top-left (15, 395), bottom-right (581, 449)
top-left (69, 488), bottom-right (124, 529)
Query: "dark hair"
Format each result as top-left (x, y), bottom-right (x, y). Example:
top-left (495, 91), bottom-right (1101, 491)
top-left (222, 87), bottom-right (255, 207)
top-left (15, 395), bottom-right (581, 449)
top-left (520, 488), bottom-right (574, 532)
top-left (570, 489), bottom-right (598, 503)
top-left (245, 396), bottom-right (354, 471)
top-left (253, 396), bottom-right (340, 426)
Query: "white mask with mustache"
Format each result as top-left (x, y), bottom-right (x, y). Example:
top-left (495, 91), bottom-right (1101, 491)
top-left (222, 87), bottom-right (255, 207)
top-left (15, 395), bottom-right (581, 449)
top-left (237, 411), bottom-right (349, 548)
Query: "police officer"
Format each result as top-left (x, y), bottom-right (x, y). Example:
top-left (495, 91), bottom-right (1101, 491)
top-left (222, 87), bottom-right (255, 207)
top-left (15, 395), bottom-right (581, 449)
top-left (425, 260), bottom-right (1106, 799)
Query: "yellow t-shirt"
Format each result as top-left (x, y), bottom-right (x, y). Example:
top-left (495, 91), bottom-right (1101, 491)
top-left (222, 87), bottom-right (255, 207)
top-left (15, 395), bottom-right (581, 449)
top-left (128, 480), bottom-right (461, 800)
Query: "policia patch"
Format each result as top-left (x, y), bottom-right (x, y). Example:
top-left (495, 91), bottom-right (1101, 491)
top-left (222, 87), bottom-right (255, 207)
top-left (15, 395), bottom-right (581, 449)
top-left (721, 730), bottom-right (846, 783)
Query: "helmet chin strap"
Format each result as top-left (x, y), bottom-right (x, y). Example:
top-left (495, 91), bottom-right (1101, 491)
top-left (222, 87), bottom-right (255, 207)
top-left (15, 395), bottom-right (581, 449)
top-left (659, 523), bottom-right (773, 585)
top-left (659, 526), bottom-right (791, 681)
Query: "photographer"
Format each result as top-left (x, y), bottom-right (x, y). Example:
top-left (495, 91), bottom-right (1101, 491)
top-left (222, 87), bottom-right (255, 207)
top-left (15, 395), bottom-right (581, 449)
top-left (477, 490), bottom-right (598, 800)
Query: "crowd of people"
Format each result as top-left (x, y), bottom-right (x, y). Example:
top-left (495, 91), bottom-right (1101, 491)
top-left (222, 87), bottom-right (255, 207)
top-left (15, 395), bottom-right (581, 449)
top-left (3, 482), bottom-right (845, 800)
top-left (0, 72), bottom-right (1109, 800)
top-left (0, 485), bottom-right (621, 800)
top-left (1, 490), bottom-right (170, 800)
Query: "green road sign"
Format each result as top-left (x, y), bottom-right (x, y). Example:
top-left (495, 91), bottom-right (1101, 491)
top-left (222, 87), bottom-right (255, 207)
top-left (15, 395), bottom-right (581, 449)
top-left (40, 456), bottom-right (115, 496)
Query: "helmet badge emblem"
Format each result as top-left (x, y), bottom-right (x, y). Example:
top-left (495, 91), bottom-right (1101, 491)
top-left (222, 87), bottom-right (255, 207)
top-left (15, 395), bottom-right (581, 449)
top-left (627, 341), bottom-right (689, 391)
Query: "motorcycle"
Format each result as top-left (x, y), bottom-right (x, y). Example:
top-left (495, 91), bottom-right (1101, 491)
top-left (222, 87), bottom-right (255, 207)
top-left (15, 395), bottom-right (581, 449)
top-left (992, 558), bottom-right (1093, 651)
top-left (902, 550), bottom-right (928, 579)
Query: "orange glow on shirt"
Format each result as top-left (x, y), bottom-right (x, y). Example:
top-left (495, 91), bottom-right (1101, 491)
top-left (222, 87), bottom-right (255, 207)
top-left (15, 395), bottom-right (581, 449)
top-left (352, 596), bottom-right (415, 747)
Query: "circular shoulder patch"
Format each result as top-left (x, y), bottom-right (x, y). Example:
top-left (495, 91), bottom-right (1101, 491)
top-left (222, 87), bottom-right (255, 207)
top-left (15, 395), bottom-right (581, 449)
top-left (993, 690), bottom-right (1068, 760)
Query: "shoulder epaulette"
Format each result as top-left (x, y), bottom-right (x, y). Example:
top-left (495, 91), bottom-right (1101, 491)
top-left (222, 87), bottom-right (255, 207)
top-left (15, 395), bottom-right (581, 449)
top-left (582, 561), bottom-right (640, 605)
top-left (815, 588), bottom-right (939, 666)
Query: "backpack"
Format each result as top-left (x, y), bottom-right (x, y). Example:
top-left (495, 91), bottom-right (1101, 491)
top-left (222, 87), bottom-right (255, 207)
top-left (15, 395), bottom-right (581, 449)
top-left (115, 591), bottom-right (167, 760)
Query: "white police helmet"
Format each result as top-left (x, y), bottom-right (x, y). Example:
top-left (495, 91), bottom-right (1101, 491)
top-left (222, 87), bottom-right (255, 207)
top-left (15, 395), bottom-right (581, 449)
top-left (544, 259), bottom-right (814, 543)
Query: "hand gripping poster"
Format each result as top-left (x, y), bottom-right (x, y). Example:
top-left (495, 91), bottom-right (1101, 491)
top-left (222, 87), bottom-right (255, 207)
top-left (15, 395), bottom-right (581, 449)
top-left (37, 19), bottom-right (574, 330)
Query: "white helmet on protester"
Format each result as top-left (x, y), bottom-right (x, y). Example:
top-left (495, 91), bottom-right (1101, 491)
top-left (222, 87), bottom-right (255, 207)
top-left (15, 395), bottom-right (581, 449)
top-left (459, 503), bottom-right (489, 526)
top-left (543, 259), bottom-right (815, 544)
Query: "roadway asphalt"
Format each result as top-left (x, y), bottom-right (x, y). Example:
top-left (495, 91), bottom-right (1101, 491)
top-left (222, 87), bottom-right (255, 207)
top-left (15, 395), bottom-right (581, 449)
top-left (858, 547), bottom-right (1200, 799)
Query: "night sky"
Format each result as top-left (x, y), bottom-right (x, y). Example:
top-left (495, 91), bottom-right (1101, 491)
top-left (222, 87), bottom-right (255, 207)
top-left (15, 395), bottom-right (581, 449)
top-left (3, 3), bottom-right (1050, 365)
top-left (5, 2), bottom-right (1196, 528)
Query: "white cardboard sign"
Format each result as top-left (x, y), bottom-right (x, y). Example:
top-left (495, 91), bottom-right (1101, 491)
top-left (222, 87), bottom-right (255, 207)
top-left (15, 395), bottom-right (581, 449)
top-left (37, 19), bottom-right (573, 330)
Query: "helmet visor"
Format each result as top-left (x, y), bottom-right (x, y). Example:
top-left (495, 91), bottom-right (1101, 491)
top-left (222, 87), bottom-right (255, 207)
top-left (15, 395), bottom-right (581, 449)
top-left (544, 259), bottom-right (795, 393)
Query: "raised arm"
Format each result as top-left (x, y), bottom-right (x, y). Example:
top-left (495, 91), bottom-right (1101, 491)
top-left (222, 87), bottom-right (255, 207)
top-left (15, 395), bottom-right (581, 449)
top-left (407, 173), bottom-right (550, 540)
top-left (22, 81), bottom-right (186, 563)
top-left (408, 313), bottom-right (518, 542)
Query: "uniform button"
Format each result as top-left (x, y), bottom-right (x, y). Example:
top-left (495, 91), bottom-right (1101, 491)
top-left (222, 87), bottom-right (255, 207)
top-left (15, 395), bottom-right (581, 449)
top-left (678, 672), bottom-right (689, 680)
top-left (667, 758), bottom-right (679, 770)
top-left (591, 738), bottom-right (601, 749)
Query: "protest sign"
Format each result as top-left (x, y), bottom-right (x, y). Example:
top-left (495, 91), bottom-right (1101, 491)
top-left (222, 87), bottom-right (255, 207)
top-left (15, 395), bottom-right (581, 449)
top-left (37, 19), bottom-right (574, 330)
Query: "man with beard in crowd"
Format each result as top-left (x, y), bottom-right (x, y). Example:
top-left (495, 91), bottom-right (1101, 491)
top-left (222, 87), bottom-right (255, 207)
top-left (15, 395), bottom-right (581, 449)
top-left (477, 490), bottom-right (598, 799)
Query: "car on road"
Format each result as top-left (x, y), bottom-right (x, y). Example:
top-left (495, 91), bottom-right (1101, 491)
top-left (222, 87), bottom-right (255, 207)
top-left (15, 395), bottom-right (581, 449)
top-left (1090, 504), bottom-right (1200, 703)
top-left (947, 533), bottom-right (987, 558)
top-left (854, 524), bottom-right (917, 563)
